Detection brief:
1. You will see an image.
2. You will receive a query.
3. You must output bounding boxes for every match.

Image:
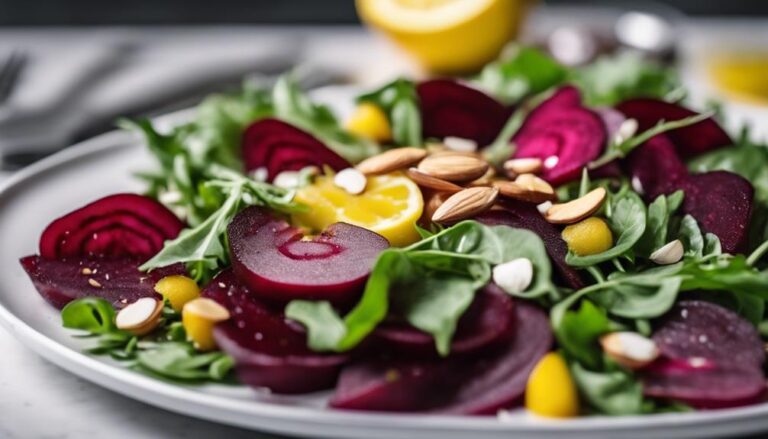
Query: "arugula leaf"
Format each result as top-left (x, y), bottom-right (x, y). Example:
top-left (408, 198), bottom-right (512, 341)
top-left (555, 300), bottom-right (610, 369)
top-left (274, 74), bottom-right (379, 161)
top-left (571, 363), bottom-right (645, 415)
top-left (62, 297), bottom-right (118, 334)
top-left (474, 46), bottom-right (567, 105)
top-left (137, 343), bottom-right (234, 381)
top-left (677, 214), bottom-right (704, 258)
top-left (571, 51), bottom-right (681, 107)
top-left (283, 300), bottom-right (346, 352)
top-left (357, 78), bottom-right (422, 146)
top-left (636, 191), bottom-right (684, 257)
top-left (566, 191), bottom-right (647, 266)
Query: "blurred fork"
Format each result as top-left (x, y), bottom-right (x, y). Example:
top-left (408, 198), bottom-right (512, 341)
top-left (0, 50), bottom-right (27, 106)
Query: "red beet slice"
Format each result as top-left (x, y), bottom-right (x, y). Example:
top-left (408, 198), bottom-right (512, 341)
top-left (39, 194), bottom-right (185, 261)
top-left (374, 283), bottom-right (515, 357)
top-left (330, 301), bottom-right (553, 414)
top-left (19, 255), bottom-right (185, 309)
top-left (625, 134), bottom-right (689, 200)
top-left (476, 203), bottom-right (585, 289)
top-left (616, 98), bottom-right (732, 157)
top-left (227, 207), bottom-right (389, 304)
top-left (680, 171), bottom-right (754, 254)
top-left (205, 270), bottom-right (348, 394)
top-left (643, 301), bottom-right (766, 408)
top-left (242, 118), bottom-right (350, 182)
top-left (512, 86), bottom-right (607, 186)
top-left (417, 79), bottom-right (511, 146)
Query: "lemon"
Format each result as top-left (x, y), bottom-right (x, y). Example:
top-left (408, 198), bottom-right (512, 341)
top-left (709, 53), bottom-right (768, 104)
top-left (293, 171), bottom-right (423, 247)
top-left (154, 275), bottom-right (200, 312)
top-left (562, 217), bottom-right (613, 256)
top-left (356, 0), bottom-right (531, 73)
top-left (347, 102), bottom-right (393, 142)
top-left (525, 352), bottom-right (580, 418)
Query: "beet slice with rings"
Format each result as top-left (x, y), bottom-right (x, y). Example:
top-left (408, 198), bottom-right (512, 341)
top-left (205, 270), bottom-right (348, 394)
top-left (625, 134), bottom-right (690, 200)
top-left (330, 301), bottom-right (552, 414)
top-left (679, 171), bottom-right (754, 254)
top-left (39, 194), bottom-right (185, 261)
top-left (616, 98), bottom-right (732, 157)
top-left (227, 206), bottom-right (389, 305)
top-left (476, 203), bottom-right (585, 289)
top-left (374, 283), bottom-right (515, 357)
top-left (242, 118), bottom-right (351, 182)
top-left (417, 79), bottom-right (511, 146)
top-left (19, 256), bottom-right (185, 309)
top-left (643, 301), bottom-right (766, 408)
top-left (512, 86), bottom-right (607, 186)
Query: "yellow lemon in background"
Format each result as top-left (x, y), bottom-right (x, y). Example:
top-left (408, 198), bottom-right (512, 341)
top-left (356, 0), bottom-right (533, 74)
top-left (709, 53), bottom-right (768, 104)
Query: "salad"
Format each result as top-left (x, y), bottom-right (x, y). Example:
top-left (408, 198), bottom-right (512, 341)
top-left (19, 46), bottom-right (768, 417)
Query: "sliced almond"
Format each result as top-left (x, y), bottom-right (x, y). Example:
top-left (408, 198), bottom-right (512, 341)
top-left (494, 174), bottom-right (556, 204)
top-left (600, 332), bottom-right (659, 370)
top-left (407, 168), bottom-right (463, 193)
top-left (443, 136), bottom-right (478, 153)
top-left (467, 166), bottom-right (496, 187)
top-left (334, 168), bottom-right (367, 195)
top-left (650, 239), bottom-right (684, 265)
top-left (417, 154), bottom-right (489, 183)
top-left (184, 297), bottom-right (231, 322)
top-left (356, 147), bottom-right (427, 175)
top-left (545, 187), bottom-right (606, 224)
top-left (432, 187), bottom-right (499, 224)
top-left (116, 297), bottom-right (163, 336)
top-left (503, 158), bottom-right (543, 178)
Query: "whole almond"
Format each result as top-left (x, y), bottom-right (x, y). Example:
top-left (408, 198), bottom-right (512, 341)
top-left (494, 181), bottom-right (555, 204)
top-left (467, 167), bottom-right (496, 187)
top-left (515, 174), bottom-right (555, 198)
top-left (432, 187), bottom-right (499, 224)
top-left (407, 168), bottom-right (463, 193)
top-left (417, 154), bottom-right (489, 183)
top-left (421, 191), bottom-right (451, 223)
top-left (356, 147), bottom-right (427, 175)
top-left (545, 187), bottom-right (606, 224)
top-left (504, 158), bottom-right (543, 178)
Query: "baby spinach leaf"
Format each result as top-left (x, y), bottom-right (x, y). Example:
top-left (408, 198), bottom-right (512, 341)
top-left (677, 214), bottom-right (704, 258)
top-left (566, 191), bottom-right (647, 267)
top-left (61, 297), bottom-right (118, 334)
top-left (358, 78), bottom-right (422, 146)
top-left (636, 191), bottom-right (684, 257)
top-left (284, 301), bottom-right (347, 352)
top-left (570, 363), bottom-right (645, 415)
top-left (591, 276), bottom-right (681, 319)
top-left (137, 343), bottom-right (234, 381)
top-left (555, 300), bottom-right (610, 369)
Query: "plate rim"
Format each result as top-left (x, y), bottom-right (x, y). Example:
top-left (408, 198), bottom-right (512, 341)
top-left (1, 110), bottom-right (768, 438)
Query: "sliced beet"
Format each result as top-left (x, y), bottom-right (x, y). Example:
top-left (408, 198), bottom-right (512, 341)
top-left (625, 134), bottom-right (689, 200)
top-left (19, 255), bottom-right (185, 309)
top-left (417, 79), bottom-right (511, 146)
top-left (330, 301), bottom-right (553, 414)
top-left (39, 194), bottom-right (185, 261)
top-left (205, 270), bottom-right (348, 394)
top-left (643, 301), bottom-right (765, 408)
top-left (374, 283), bottom-right (515, 357)
top-left (227, 206), bottom-right (389, 304)
top-left (616, 98), bottom-right (732, 157)
top-left (242, 118), bottom-right (351, 182)
top-left (680, 171), bottom-right (754, 254)
top-left (512, 86), bottom-right (607, 186)
top-left (476, 203), bottom-right (585, 289)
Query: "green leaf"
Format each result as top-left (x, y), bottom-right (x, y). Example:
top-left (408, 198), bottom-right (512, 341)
top-left (358, 78), bottom-right (422, 146)
top-left (61, 298), bottom-right (118, 334)
top-left (591, 276), bottom-right (682, 319)
top-left (488, 226), bottom-right (556, 298)
top-left (284, 300), bottom-right (347, 352)
top-left (554, 300), bottom-right (610, 369)
top-left (571, 362), bottom-right (645, 415)
top-left (137, 343), bottom-right (234, 381)
top-left (566, 191), bottom-right (647, 266)
top-left (474, 46), bottom-right (567, 105)
top-left (677, 215), bottom-right (704, 258)
top-left (637, 191), bottom-right (684, 257)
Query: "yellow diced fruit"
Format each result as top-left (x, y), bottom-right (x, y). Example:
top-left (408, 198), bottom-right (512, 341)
top-left (346, 102), bottom-right (392, 142)
top-left (182, 298), bottom-right (231, 351)
top-left (154, 275), bottom-right (200, 312)
top-left (561, 217), bottom-right (613, 256)
top-left (525, 352), bottom-right (580, 418)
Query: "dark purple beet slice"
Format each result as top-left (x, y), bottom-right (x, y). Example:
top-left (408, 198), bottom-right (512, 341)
top-left (417, 79), bottom-right (511, 146)
top-left (625, 134), bottom-right (689, 200)
top-left (242, 118), bottom-right (351, 182)
top-left (205, 270), bottom-right (347, 394)
top-left (39, 194), bottom-right (185, 261)
top-left (643, 301), bottom-right (765, 408)
top-left (616, 98), bottom-right (732, 157)
top-left (19, 255), bottom-right (185, 309)
top-left (227, 206), bottom-right (389, 304)
top-left (680, 172), bottom-right (754, 254)
top-left (476, 203), bottom-right (585, 289)
top-left (330, 301), bottom-right (553, 414)
top-left (374, 283), bottom-right (515, 357)
top-left (512, 86), bottom-right (607, 186)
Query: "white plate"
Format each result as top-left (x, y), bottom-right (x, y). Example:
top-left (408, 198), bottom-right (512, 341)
top-left (1, 92), bottom-right (768, 439)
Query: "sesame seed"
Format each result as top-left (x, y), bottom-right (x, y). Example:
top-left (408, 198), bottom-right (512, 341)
top-left (81, 268), bottom-right (93, 275)
top-left (88, 279), bottom-right (102, 288)
top-left (218, 282), bottom-right (226, 288)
